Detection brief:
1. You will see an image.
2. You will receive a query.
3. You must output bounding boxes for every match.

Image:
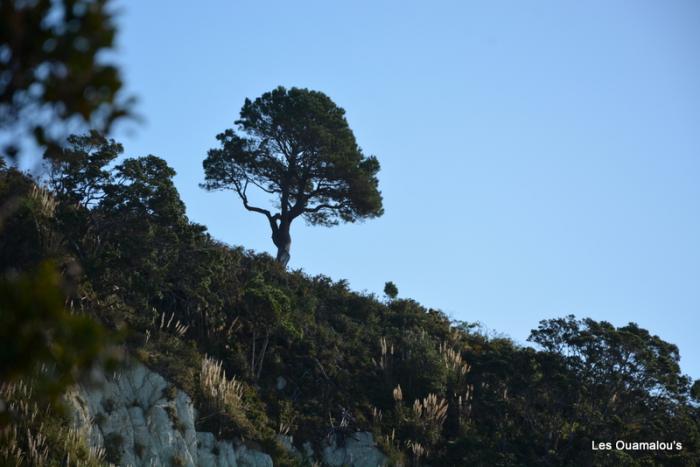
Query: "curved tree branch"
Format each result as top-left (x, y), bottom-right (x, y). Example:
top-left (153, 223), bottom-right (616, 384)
top-left (234, 179), bottom-right (279, 233)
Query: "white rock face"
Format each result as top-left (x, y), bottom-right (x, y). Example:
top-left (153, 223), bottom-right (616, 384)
top-left (68, 360), bottom-right (387, 467)
top-left (68, 361), bottom-right (272, 467)
top-left (278, 433), bottom-right (387, 467)
top-left (322, 432), bottom-right (388, 467)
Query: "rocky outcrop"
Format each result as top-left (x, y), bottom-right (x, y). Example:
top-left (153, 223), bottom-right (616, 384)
top-left (67, 361), bottom-right (272, 467)
top-left (322, 432), bottom-right (388, 467)
top-left (277, 433), bottom-right (387, 467)
top-left (68, 360), bottom-right (386, 466)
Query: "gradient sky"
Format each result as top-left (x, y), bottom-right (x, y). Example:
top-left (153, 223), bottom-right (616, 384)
top-left (111, 1), bottom-right (700, 378)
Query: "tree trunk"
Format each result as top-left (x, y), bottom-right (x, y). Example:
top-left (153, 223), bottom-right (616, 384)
top-left (272, 220), bottom-right (292, 267)
top-left (255, 331), bottom-right (270, 382)
top-left (251, 330), bottom-right (257, 379)
top-left (276, 244), bottom-right (290, 266)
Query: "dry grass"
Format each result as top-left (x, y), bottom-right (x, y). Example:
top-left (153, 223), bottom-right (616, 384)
top-left (406, 439), bottom-right (426, 462)
top-left (376, 336), bottom-right (394, 370)
top-left (439, 341), bottom-right (470, 376)
top-left (383, 428), bottom-right (396, 447)
top-left (412, 393), bottom-right (448, 430)
top-left (0, 380), bottom-right (48, 466)
top-left (0, 380), bottom-right (106, 466)
top-left (456, 384), bottom-right (474, 424)
top-left (30, 185), bottom-right (57, 217)
top-left (371, 405), bottom-right (383, 424)
top-left (156, 310), bottom-right (189, 337)
top-left (200, 355), bottom-right (244, 412)
top-left (392, 384), bottom-right (403, 402)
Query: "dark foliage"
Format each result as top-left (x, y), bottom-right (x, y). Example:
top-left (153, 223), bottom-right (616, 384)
top-left (383, 281), bottom-right (399, 300)
top-left (0, 0), bottom-right (133, 159)
top-left (1, 137), bottom-right (698, 466)
top-left (202, 86), bottom-right (383, 265)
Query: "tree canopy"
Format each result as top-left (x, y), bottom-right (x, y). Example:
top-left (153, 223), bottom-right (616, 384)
top-left (44, 130), bottom-right (122, 207)
top-left (202, 86), bottom-right (383, 266)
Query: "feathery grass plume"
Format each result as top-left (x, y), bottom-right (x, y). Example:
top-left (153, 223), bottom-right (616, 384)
top-left (174, 321), bottom-right (189, 337)
top-left (278, 420), bottom-right (291, 436)
top-left (377, 336), bottom-right (395, 370)
top-left (154, 311), bottom-right (190, 338)
top-left (392, 384), bottom-right (403, 402)
top-left (371, 406), bottom-right (383, 424)
top-left (30, 185), bottom-right (57, 218)
top-left (406, 440), bottom-right (426, 462)
top-left (439, 341), bottom-right (470, 376)
top-left (1, 380), bottom-right (106, 466)
top-left (412, 393), bottom-right (448, 429)
top-left (380, 428), bottom-right (398, 456)
top-left (200, 355), bottom-right (244, 411)
top-left (456, 384), bottom-right (474, 424)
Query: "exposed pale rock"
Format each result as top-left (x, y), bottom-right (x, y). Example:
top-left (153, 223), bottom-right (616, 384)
top-left (68, 360), bottom-right (386, 467)
top-left (322, 432), bottom-right (388, 467)
top-left (236, 444), bottom-right (274, 467)
top-left (197, 432), bottom-right (239, 467)
top-left (68, 360), bottom-right (270, 467)
top-left (278, 433), bottom-right (388, 467)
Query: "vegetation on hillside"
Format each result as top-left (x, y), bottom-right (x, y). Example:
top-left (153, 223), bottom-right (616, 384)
top-left (1, 134), bottom-right (698, 466)
top-left (3, 3), bottom-right (697, 465)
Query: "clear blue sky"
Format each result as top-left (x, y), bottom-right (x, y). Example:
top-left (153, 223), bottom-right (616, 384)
top-left (112, 1), bottom-right (700, 378)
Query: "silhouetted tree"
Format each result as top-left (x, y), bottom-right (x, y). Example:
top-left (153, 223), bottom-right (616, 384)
top-left (202, 86), bottom-right (383, 266)
top-left (528, 315), bottom-right (691, 405)
top-left (524, 315), bottom-right (698, 464)
top-left (45, 131), bottom-right (122, 207)
top-left (384, 281), bottom-right (399, 300)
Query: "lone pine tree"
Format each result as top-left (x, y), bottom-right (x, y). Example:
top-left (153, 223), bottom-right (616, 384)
top-left (202, 86), bottom-right (383, 266)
